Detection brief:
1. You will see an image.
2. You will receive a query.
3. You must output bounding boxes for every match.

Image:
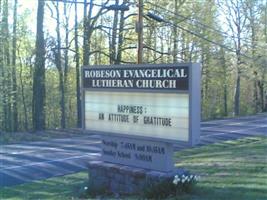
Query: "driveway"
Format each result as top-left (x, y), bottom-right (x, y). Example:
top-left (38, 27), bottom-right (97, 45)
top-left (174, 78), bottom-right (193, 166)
top-left (1, 113), bottom-right (266, 187)
top-left (0, 135), bottom-right (101, 187)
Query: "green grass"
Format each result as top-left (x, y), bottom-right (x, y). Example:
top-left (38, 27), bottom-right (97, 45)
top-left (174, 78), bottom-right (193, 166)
top-left (0, 172), bottom-right (88, 200)
top-left (173, 136), bottom-right (267, 200)
top-left (0, 136), bottom-right (266, 200)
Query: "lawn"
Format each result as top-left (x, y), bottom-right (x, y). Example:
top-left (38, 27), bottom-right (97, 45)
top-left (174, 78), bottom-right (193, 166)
top-left (0, 172), bottom-right (88, 200)
top-left (173, 136), bottom-right (267, 200)
top-left (0, 136), bottom-right (266, 200)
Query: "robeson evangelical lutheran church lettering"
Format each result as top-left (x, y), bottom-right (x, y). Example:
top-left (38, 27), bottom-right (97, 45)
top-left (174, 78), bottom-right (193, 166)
top-left (83, 66), bottom-right (189, 90)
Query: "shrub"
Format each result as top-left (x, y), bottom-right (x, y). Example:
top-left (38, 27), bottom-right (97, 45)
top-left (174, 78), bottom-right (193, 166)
top-left (172, 174), bottom-right (200, 194)
top-left (143, 173), bottom-right (200, 199)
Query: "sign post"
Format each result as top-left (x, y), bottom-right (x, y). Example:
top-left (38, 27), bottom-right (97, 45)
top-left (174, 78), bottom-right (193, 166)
top-left (82, 63), bottom-right (201, 172)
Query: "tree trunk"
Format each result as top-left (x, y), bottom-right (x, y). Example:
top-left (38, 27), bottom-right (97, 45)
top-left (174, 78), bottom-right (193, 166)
top-left (12, 0), bottom-right (18, 131)
top-left (172, 0), bottom-right (178, 63)
top-left (75, 0), bottom-right (81, 127)
top-left (115, 0), bottom-right (126, 64)
top-left (262, 2), bottom-right (267, 112)
top-left (19, 56), bottom-right (28, 130)
top-left (181, 31), bottom-right (186, 61)
top-left (160, 32), bottom-right (164, 63)
top-left (83, 0), bottom-right (93, 66)
top-left (110, 0), bottom-right (119, 64)
top-left (0, 0), bottom-right (4, 130)
top-left (234, 69), bottom-right (241, 116)
top-left (55, 1), bottom-right (65, 129)
top-left (224, 84), bottom-right (228, 116)
top-left (83, 0), bottom-right (88, 65)
top-left (153, 29), bottom-right (157, 61)
top-left (248, 3), bottom-right (258, 113)
top-left (2, 0), bottom-right (12, 131)
top-left (234, 39), bottom-right (242, 116)
top-left (59, 72), bottom-right (65, 128)
top-left (145, 27), bottom-right (153, 62)
top-left (264, 5), bottom-right (267, 112)
top-left (223, 0), bottom-right (245, 116)
top-left (221, 48), bottom-right (228, 116)
top-left (33, 0), bottom-right (46, 131)
top-left (63, 1), bottom-right (69, 127)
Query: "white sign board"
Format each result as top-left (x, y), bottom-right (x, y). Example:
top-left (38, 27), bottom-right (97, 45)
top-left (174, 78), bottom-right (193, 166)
top-left (85, 91), bottom-right (189, 141)
top-left (82, 64), bottom-right (200, 145)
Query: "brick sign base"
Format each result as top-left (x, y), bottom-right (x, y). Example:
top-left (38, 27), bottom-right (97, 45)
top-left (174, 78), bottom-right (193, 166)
top-left (87, 161), bottom-right (186, 195)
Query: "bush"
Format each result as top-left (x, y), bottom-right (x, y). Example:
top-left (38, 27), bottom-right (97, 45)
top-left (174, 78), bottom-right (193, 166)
top-left (78, 184), bottom-right (111, 199)
top-left (143, 173), bottom-right (200, 199)
top-left (172, 174), bottom-right (199, 194)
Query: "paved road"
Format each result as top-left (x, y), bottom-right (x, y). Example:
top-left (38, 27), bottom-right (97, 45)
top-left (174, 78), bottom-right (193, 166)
top-left (1, 113), bottom-right (266, 187)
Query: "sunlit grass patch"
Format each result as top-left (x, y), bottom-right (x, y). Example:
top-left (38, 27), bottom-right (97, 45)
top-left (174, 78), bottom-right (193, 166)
top-left (0, 172), bottom-right (88, 200)
top-left (173, 136), bottom-right (267, 200)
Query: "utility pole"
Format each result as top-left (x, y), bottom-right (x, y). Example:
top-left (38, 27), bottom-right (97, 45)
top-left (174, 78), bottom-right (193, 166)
top-left (137, 0), bottom-right (143, 64)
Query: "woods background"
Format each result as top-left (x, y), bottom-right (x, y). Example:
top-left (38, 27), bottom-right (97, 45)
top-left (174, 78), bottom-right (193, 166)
top-left (0, 0), bottom-right (266, 132)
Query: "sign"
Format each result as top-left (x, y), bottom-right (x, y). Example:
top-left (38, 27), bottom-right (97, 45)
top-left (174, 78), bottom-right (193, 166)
top-left (83, 66), bottom-right (189, 91)
top-left (101, 135), bottom-right (173, 171)
top-left (82, 64), bottom-right (200, 145)
top-left (84, 91), bottom-right (189, 142)
top-left (82, 63), bottom-right (200, 172)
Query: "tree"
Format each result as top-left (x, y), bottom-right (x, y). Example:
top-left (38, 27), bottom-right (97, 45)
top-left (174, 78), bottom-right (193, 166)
top-left (110, 0), bottom-right (119, 64)
top-left (54, 0), bottom-right (65, 128)
top-left (83, 0), bottom-right (109, 66)
top-left (83, 0), bottom-right (92, 66)
top-left (32, 0), bottom-right (46, 131)
top-left (0, 0), bottom-right (4, 130)
top-left (12, 0), bottom-right (18, 131)
top-left (0, 0), bottom-right (266, 132)
top-left (222, 0), bottom-right (248, 116)
top-left (63, 0), bottom-right (70, 126)
top-left (115, 0), bottom-right (127, 64)
top-left (172, 0), bottom-right (186, 62)
top-left (75, 0), bottom-right (81, 127)
top-left (16, 8), bottom-right (35, 131)
top-left (1, 0), bottom-right (12, 131)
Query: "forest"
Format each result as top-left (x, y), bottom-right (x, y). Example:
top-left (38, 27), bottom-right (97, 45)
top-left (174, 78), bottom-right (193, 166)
top-left (0, 0), bottom-right (266, 132)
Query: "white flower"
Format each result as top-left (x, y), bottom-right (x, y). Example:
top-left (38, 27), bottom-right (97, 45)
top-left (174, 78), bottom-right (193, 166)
top-left (193, 175), bottom-right (200, 181)
top-left (174, 175), bottom-right (178, 179)
top-left (173, 179), bottom-right (178, 185)
top-left (182, 179), bottom-right (185, 183)
top-left (190, 175), bottom-right (194, 179)
top-left (84, 186), bottom-right (88, 190)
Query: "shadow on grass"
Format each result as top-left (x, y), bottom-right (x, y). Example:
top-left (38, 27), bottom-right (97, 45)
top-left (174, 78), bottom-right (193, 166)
top-left (0, 172), bottom-right (88, 200)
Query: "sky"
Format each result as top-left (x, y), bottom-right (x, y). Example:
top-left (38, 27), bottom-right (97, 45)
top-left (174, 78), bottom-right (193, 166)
top-left (17, 0), bottom-right (124, 34)
top-left (17, 0), bottom-right (37, 26)
top-left (17, 0), bottom-right (83, 36)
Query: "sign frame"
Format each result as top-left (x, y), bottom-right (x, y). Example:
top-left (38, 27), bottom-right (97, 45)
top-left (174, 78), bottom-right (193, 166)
top-left (81, 63), bottom-right (201, 146)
